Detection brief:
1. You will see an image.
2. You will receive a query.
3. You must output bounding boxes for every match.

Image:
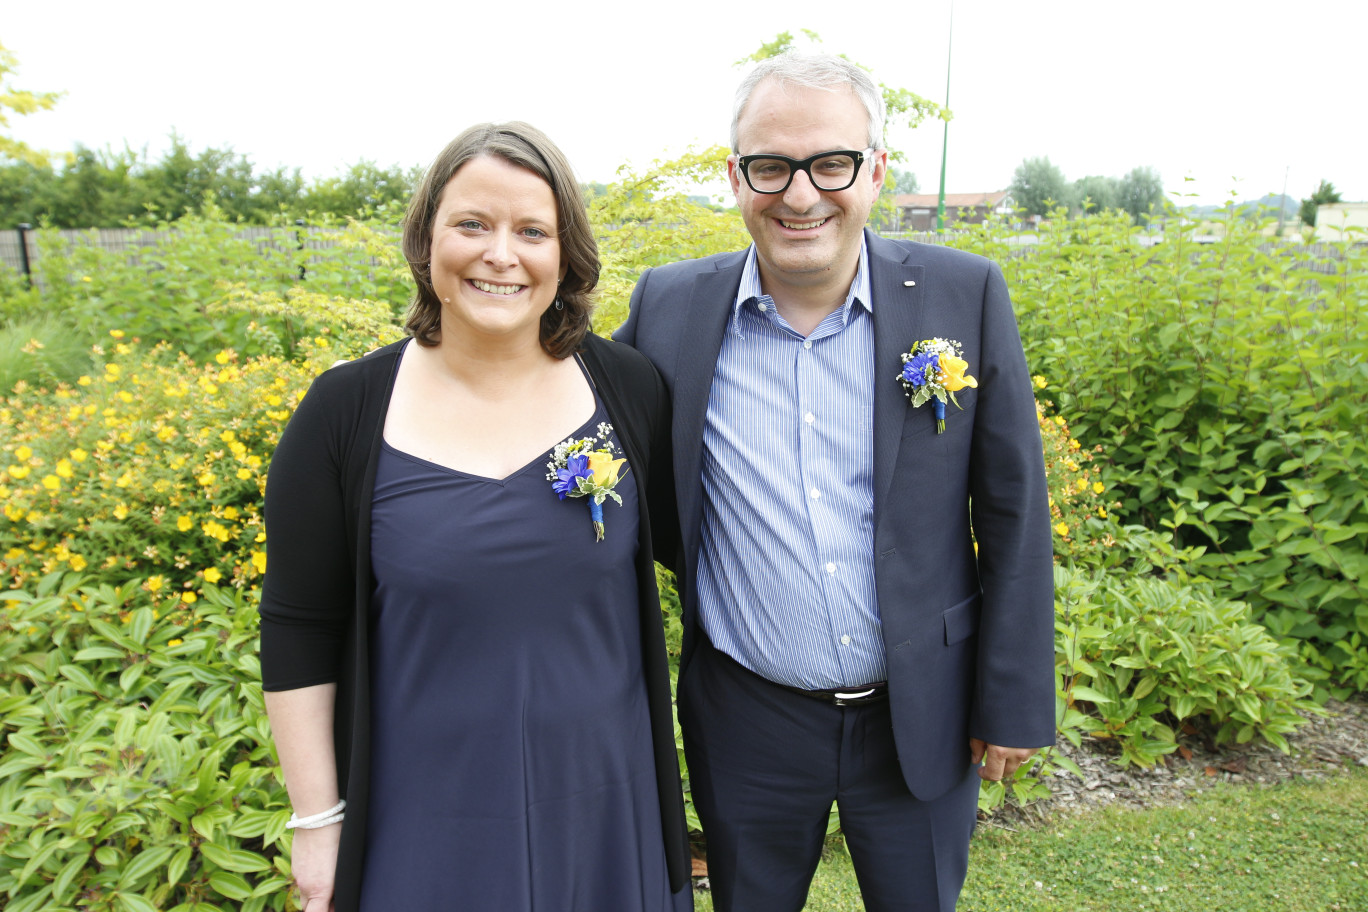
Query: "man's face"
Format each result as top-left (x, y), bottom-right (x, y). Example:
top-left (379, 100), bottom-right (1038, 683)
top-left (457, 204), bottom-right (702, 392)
top-left (728, 80), bottom-right (887, 293)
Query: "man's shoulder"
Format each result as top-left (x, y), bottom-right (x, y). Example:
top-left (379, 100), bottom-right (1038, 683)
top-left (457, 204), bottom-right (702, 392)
top-left (868, 232), bottom-right (994, 276)
top-left (642, 248), bottom-right (748, 286)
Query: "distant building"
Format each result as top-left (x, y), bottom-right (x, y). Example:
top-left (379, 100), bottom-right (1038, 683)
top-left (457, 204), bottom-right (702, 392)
top-left (1315, 202), bottom-right (1368, 242)
top-left (895, 191), bottom-right (1013, 231)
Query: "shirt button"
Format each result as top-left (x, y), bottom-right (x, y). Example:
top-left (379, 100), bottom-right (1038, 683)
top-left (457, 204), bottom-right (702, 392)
top-left (804, 412), bottom-right (815, 425)
top-left (810, 488), bottom-right (821, 500)
top-left (825, 562), bottom-right (836, 574)
top-left (803, 340), bottom-right (813, 350)
top-left (840, 634), bottom-right (852, 646)
top-left (757, 302), bottom-right (768, 312)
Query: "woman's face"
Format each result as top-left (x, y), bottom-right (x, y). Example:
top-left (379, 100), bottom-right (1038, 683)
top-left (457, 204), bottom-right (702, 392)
top-left (429, 155), bottom-right (566, 346)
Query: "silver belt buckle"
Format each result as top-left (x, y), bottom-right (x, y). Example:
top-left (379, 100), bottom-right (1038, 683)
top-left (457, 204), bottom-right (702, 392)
top-left (832, 687), bottom-right (876, 706)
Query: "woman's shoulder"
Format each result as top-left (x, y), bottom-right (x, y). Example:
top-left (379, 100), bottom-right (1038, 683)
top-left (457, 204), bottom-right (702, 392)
top-left (305, 338), bottom-right (407, 401)
top-left (578, 332), bottom-right (661, 388)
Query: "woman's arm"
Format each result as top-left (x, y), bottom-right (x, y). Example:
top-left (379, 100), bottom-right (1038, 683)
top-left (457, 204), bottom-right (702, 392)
top-left (266, 684), bottom-right (341, 912)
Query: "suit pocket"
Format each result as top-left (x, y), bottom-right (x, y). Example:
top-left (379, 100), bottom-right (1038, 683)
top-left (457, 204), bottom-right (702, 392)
top-left (943, 593), bottom-right (982, 645)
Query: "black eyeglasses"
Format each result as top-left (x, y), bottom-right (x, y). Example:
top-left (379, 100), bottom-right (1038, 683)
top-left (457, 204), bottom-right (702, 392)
top-left (736, 149), bottom-right (870, 194)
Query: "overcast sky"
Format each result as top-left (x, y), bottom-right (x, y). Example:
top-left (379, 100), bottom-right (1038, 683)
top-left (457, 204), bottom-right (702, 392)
top-left (5, 0), bottom-right (1364, 208)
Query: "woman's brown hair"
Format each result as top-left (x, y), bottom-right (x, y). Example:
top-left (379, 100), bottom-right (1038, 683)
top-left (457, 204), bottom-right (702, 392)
top-left (401, 122), bottom-right (597, 358)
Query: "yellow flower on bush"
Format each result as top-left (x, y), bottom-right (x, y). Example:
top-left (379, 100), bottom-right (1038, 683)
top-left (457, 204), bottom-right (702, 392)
top-left (176, 515), bottom-right (193, 532)
top-left (70, 448), bottom-right (88, 462)
top-left (215, 350), bottom-right (233, 365)
top-left (115, 472), bottom-right (133, 487)
top-left (167, 638), bottom-right (184, 646)
top-left (202, 521), bottom-right (230, 542)
top-left (146, 575), bottom-right (164, 592)
top-left (77, 376), bottom-right (92, 386)
top-left (236, 468), bottom-right (253, 480)
top-left (1032, 375), bottom-right (1048, 390)
top-left (1055, 522), bottom-right (1070, 537)
top-left (42, 475), bottom-right (60, 491)
top-left (197, 472), bottom-right (216, 487)
top-left (56, 459), bottom-right (73, 478)
top-left (222, 506), bottom-right (239, 520)
top-left (1093, 482), bottom-right (1105, 494)
top-left (113, 504), bottom-right (128, 520)
top-left (180, 592), bottom-right (196, 604)
top-left (105, 364), bottom-right (121, 378)
top-left (203, 567), bottom-right (222, 584)
top-left (15, 446), bottom-right (32, 461)
top-left (70, 554), bottom-right (87, 571)
top-left (251, 550), bottom-right (267, 574)
top-left (9, 465), bottom-right (30, 480)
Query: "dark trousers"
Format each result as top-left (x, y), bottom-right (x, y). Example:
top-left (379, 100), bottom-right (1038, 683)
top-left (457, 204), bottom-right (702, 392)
top-left (679, 637), bottom-right (980, 912)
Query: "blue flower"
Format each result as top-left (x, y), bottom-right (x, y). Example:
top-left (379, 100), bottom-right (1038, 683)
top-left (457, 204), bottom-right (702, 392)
top-left (901, 351), bottom-right (939, 387)
top-left (553, 452), bottom-right (591, 499)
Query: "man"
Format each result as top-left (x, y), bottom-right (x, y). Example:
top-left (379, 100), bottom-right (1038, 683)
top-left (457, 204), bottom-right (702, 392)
top-left (614, 53), bottom-right (1055, 912)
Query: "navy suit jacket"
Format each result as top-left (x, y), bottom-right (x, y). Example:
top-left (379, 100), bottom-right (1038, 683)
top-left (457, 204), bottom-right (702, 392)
top-left (614, 229), bottom-right (1056, 801)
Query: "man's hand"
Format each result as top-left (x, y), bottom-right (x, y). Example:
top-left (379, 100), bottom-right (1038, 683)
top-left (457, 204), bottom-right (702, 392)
top-left (291, 824), bottom-right (341, 912)
top-left (969, 739), bottom-right (1038, 782)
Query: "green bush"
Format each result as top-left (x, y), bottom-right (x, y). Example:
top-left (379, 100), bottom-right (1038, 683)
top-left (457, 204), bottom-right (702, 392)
top-left (0, 577), bottom-right (289, 911)
top-left (955, 209), bottom-right (1368, 696)
top-left (1053, 564), bottom-right (1317, 768)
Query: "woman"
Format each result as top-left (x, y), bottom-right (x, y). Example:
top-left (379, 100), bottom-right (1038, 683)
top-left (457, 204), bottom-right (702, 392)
top-left (259, 123), bottom-right (690, 911)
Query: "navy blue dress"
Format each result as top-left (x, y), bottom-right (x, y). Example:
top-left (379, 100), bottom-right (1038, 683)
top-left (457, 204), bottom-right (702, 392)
top-left (358, 393), bottom-right (688, 911)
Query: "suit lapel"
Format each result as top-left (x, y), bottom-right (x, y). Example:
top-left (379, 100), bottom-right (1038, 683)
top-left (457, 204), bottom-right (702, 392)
top-left (869, 234), bottom-right (925, 524)
top-left (673, 260), bottom-right (744, 557)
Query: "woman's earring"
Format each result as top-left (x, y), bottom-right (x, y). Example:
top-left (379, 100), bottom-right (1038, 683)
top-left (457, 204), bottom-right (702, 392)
top-left (553, 296), bottom-right (565, 311)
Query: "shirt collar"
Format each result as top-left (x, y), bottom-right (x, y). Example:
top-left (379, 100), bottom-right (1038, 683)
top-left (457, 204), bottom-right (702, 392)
top-left (731, 236), bottom-right (873, 337)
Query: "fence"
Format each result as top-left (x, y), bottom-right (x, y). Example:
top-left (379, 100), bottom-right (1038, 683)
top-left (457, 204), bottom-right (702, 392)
top-left (2, 222), bottom-right (1357, 290)
top-left (0, 223), bottom-right (382, 292)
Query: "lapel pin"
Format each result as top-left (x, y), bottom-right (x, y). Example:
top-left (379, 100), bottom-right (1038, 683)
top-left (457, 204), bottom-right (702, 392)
top-left (903, 280), bottom-right (916, 287)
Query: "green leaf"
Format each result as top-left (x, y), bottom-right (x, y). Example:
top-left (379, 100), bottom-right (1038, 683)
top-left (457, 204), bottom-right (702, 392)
top-left (208, 871), bottom-right (253, 900)
top-left (1069, 685), bottom-right (1113, 705)
top-left (167, 845), bottom-right (192, 887)
top-left (200, 843), bottom-right (270, 873)
top-left (119, 845), bottom-right (175, 889)
top-left (118, 892), bottom-right (160, 912)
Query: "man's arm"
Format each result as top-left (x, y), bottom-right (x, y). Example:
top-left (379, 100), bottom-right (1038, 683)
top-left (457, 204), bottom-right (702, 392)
top-left (966, 261), bottom-right (1057, 757)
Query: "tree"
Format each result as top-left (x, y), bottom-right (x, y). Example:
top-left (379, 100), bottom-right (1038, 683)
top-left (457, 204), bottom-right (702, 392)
top-left (1009, 157), bottom-right (1070, 218)
top-left (890, 167), bottom-right (919, 195)
top-left (0, 42), bottom-right (62, 166)
top-left (1299, 179), bottom-right (1342, 227)
top-left (1073, 175), bottom-right (1119, 213)
top-left (1117, 166), bottom-right (1164, 225)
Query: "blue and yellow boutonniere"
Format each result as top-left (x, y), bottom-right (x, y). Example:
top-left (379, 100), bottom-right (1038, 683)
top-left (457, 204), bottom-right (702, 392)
top-left (897, 338), bottom-right (978, 433)
top-left (546, 423), bottom-right (628, 541)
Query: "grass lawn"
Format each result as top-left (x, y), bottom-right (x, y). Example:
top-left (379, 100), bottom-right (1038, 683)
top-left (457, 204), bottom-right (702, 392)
top-left (692, 768), bottom-right (1368, 911)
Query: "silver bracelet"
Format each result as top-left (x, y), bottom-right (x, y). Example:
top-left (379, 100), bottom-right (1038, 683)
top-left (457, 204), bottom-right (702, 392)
top-left (286, 799), bottom-right (346, 830)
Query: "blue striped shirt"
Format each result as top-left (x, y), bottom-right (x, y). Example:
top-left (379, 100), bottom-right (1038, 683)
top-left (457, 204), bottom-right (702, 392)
top-left (697, 240), bottom-right (883, 689)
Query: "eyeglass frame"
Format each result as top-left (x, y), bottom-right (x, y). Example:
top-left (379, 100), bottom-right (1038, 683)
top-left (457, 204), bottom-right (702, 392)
top-left (734, 148), bottom-right (872, 195)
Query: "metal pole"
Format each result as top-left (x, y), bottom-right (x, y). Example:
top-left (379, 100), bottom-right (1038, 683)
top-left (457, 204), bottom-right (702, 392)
top-left (16, 223), bottom-right (33, 289)
top-left (295, 218), bottom-right (307, 281)
top-left (935, 1), bottom-right (954, 232)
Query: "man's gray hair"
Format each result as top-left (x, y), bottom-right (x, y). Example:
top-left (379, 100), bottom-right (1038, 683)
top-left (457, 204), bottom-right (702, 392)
top-left (730, 53), bottom-right (886, 153)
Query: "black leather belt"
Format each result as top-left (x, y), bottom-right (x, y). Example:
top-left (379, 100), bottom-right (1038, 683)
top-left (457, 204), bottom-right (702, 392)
top-left (777, 681), bottom-right (889, 707)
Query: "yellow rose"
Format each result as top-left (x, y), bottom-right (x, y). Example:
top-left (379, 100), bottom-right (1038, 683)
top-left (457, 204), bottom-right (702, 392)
top-left (586, 451), bottom-right (626, 487)
top-left (938, 355), bottom-right (978, 392)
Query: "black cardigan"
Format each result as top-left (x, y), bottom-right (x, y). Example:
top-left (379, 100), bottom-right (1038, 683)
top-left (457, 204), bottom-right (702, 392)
top-left (259, 333), bottom-right (689, 906)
